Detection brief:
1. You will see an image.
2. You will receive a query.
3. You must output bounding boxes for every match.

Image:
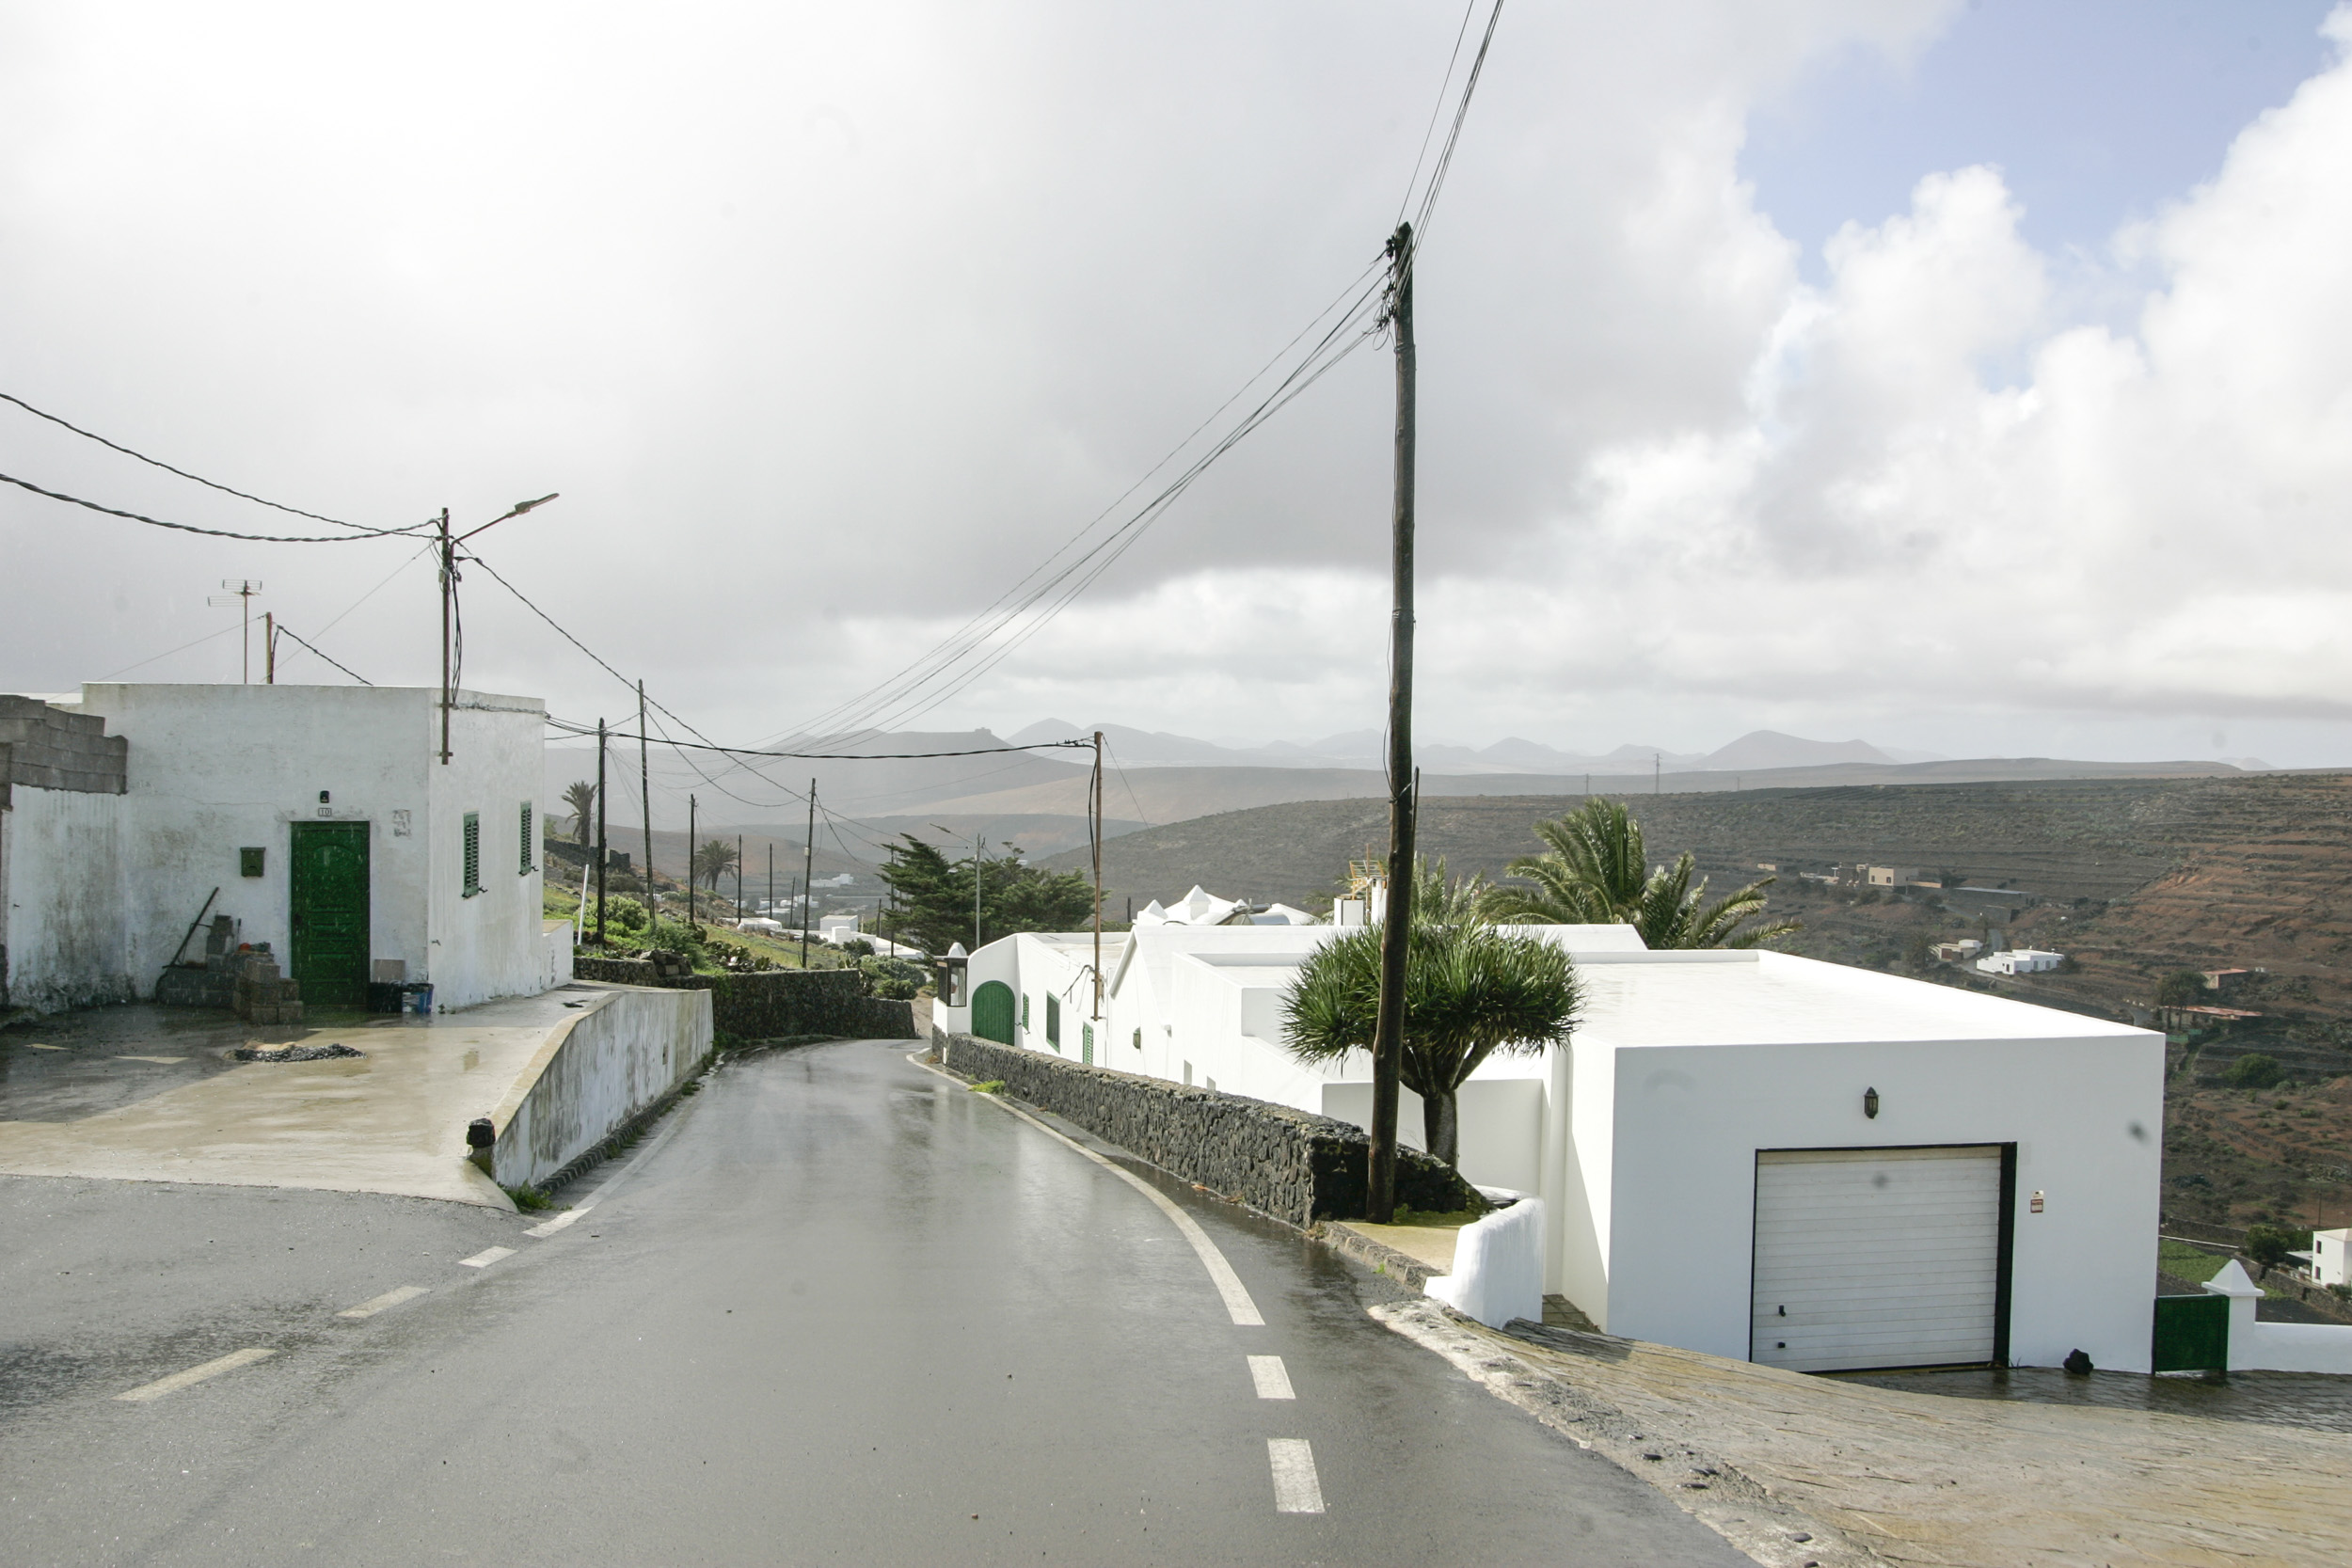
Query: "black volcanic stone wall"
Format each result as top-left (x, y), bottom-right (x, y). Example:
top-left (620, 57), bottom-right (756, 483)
top-left (569, 961), bottom-right (915, 1041)
top-left (936, 1030), bottom-right (1481, 1227)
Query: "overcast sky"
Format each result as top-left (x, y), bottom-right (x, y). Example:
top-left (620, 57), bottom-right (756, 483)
top-left (4, 0), bottom-right (2349, 768)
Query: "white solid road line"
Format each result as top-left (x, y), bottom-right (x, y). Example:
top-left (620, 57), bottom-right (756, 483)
top-left (457, 1246), bottom-right (516, 1269)
top-left (524, 1204), bottom-right (594, 1238)
top-left (117, 1054), bottom-right (187, 1064)
top-left (115, 1348), bottom-right (276, 1402)
top-left (338, 1286), bottom-right (429, 1319)
top-left (914, 1055), bottom-right (1264, 1326)
top-left (1267, 1438), bottom-right (1326, 1513)
top-left (1248, 1354), bottom-right (1296, 1400)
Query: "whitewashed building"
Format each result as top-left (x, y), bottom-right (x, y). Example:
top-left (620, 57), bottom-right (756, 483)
top-left (1977, 948), bottom-right (2065, 975)
top-left (940, 923), bottom-right (2165, 1373)
top-left (1, 683), bottom-right (566, 1014)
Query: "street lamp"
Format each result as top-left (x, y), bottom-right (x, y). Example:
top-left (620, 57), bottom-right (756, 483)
top-left (437, 495), bottom-right (559, 763)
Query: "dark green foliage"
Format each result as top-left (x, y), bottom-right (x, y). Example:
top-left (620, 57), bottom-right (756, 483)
top-left (561, 781), bottom-right (597, 843)
top-left (1482, 798), bottom-right (1798, 949)
top-left (2155, 970), bottom-right (2209, 1007)
top-left (1282, 920), bottom-right (1580, 1166)
top-left (2243, 1222), bottom-right (2310, 1269)
top-left (691, 838), bottom-right (740, 889)
top-left (875, 833), bottom-right (1096, 955)
top-left (2222, 1052), bottom-right (2283, 1089)
top-left (839, 938), bottom-right (876, 958)
top-left (859, 954), bottom-right (929, 1000)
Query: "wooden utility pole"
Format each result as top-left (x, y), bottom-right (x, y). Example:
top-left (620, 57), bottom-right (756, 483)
top-left (638, 683), bottom-right (654, 914)
top-left (595, 718), bottom-right (609, 945)
top-left (1369, 221), bottom-right (1418, 1224)
top-left (737, 834), bottom-right (744, 923)
top-left (263, 612), bottom-right (276, 684)
top-left (801, 780), bottom-right (817, 967)
top-left (768, 843), bottom-right (775, 925)
top-left (437, 508), bottom-right (453, 762)
top-left (1091, 730), bottom-right (1104, 1020)
top-left (687, 794), bottom-right (698, 926)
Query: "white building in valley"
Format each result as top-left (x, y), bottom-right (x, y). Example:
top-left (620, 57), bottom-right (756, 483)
top-left (2, 684), bottom-right (566, 1014)
top-left (1978, 948), bottom-right (2066, 975)
top-left (939, 923), bottom-right (2165, 1374)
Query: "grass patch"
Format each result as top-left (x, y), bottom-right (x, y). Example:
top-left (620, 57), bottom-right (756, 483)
top-left (1386, 1206), bottom-right (1485, 1228)
top-left (971, 1079), bottom-right (1006, 1095)
top-left (504, 1183), bottom-right (554, 1212)
top-left (2160, 1237), bottom-right (2232, 1283)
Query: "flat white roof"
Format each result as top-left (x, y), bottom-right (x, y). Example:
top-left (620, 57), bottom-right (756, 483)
top-left (1574, 949), bottom-right (2148, 1048)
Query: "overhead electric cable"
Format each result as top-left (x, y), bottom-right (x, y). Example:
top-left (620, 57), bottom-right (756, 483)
top-left (270, 624), bottom-right (373, 685)
top-left (0, 469), bottom-right (427, 544)
top-left (1395, 0), bottom-right (1483, 227)
top-left (0, 391), bottom-right (388, 533)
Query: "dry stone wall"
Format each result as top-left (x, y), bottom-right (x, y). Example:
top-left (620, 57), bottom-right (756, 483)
top-left (936, 1028), bottom-right (1481, 1227)
top-left (569, 958), bottom-right (915, 1041)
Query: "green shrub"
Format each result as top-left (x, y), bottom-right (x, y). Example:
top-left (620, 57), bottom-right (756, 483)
top-left (860, 954), bottom-right (929, 1000)
top-left (598, 896), bottom-right (649, 931)
top-left (840, 938), bottom-right (875, 958)
top-left (2222, 1053), bottom-right (2283, 1089)
top-left (2244, 1223), bottom-right (2311, 1269)
top-left (647, 916), bottom-right (705, 954)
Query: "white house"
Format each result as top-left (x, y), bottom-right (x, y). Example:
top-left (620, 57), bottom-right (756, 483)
top-left (940, 923), bottom-right (2166, 1373)
top-left (1978, 948), bottom-right (2065, 975)
top-left (1, 683), bottom-right (564, 1014)
top-left (2310, 1227), bottom-right (2349, 1288)
top-left (1133, 885), bottom-right (1320, 927)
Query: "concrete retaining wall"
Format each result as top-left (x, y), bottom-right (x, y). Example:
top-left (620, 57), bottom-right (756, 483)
top-left (489, 985), bottom-right (712, 1191)
top-left (936, 1029), bottom-right (1481, 1227)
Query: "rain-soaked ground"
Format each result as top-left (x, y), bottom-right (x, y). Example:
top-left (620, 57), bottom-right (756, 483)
top-left (1840, 1363), bottom-right (2352, 1433)
top-left (0, 1004), bottom-right (352, 1120)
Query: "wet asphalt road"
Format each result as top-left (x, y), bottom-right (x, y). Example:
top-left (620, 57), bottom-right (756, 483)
top-left (0, 1039), bottom-right (1747, 1566)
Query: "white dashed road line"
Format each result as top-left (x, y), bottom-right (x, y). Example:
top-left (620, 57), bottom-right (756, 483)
top-left (115, 1348), bottom-right (276, 1402)
top-left (457, 1246), bottom-right (516, 1269)
top-left (914, 1053), bottom-right (1264, 1325)
top-left (524, 1205), bottom-right (594, 1238)
top-left (1248, 1354), bottom-right (1295, 1400)
top-left (117, 1054), bottom-right (187, 1064)
top-left (338, 1286), bottom-right (430, 1320)
top-left (1267, 1438), bottom-right (1325, 1513)
top-left (23, 1042), bottom-right (65, 1051)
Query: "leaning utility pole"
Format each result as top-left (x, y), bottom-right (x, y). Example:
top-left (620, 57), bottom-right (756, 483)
top-left (1369, 221), bottom-right (1418, 1225)
top-left (1091, 730), bottom-right (1105, 1020)
top-left (595, 718), bottom-right (609, 945)
top-left (638, 682), bottom-right (655, 913)
top-left (687, 794), bottom-right (698, 926)
top-left (800, 779), bottom-right (817, 968)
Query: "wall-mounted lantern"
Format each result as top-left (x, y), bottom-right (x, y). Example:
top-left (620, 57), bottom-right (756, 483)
top-left (1863, 1086), bottom-right (1881, 1119)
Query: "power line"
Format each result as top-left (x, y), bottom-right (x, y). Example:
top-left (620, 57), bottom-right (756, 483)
top-left (540, 713), bottom-right (1089, 763)
top-left (270, 624), bottom-right (373, 685)
top-left (0, 468), bottom-right (427, 544)
top-left (1395, 0), bottom-right (1483, 227)
top-left (0, 391), bottom-right (386, 533)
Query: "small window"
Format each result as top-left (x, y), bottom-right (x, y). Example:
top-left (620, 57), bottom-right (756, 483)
top-left (1021, 994), bottom-right (1030, 1030)
top-left (239, 847), bottom-right (265, 878)
top-left (1132, 1027), bottom-right (1141, 1052)
top-left (1045, 993), bottom-right (1060, 1049)
top-left (462, 812), bottom-right (481, 898)
top-left (518, 802), bottom-right (535, 875)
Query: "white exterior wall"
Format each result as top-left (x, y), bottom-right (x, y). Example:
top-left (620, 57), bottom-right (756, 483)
top-left (424, 697), bottom-right (550, 1009)
top-left (56, 683), bottom-right (548, 1011)
top-left (948, 925), bottom-right (2162, 1372)
top-left (0, 784), bottom-right (133, 1010)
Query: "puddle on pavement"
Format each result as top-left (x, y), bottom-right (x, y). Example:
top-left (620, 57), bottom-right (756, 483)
top-left (0, 1004), bottom-right (369, 1122)
top-left (1838, 1364), bottom-right (2352, 1434)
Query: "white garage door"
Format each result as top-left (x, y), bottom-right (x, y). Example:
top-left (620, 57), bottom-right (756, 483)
top-left (1751, 1145), bottom-right (2004, 1373)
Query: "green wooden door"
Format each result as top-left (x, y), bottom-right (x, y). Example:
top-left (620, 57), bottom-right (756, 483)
top-left (290, 822), bottom-right (370, 1007)
top-left (972, 981), bottom-right (1015, 1044)
top-left (2151, 1292), bottom-right (2230, 1372)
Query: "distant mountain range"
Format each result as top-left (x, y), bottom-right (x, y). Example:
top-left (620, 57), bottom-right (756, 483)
top-left (1008, 721), bottom-right (1949, 775)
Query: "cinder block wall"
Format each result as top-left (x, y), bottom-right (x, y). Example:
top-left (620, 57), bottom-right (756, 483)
top-left (936, 1028), bottom-right (1481, 1227)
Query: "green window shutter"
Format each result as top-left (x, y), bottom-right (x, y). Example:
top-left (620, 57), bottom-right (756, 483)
top-left (1020, 994), bottom-right (1029, 1029)
top-left (1082, 1022), bottom-right (1093, 1065)
top-left (1045, 993), bottom-right (1060, 1049)
top-left (463, 812), bottom-right (481, 897)
top-left (519, 802), bottom-right (534, 874)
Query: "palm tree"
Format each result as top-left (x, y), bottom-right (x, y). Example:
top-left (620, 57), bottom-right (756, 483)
top-left (1411, 855), bottom-right (1492, 927)
top-left (1483, 797), bottom-right (1799, 950)
top-left (691, 837), bottom-right (739, 890)
top-left (562, 780), bottom-right (597, 844)
top-left (1283, 883), bottom-right (1580, 1167)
